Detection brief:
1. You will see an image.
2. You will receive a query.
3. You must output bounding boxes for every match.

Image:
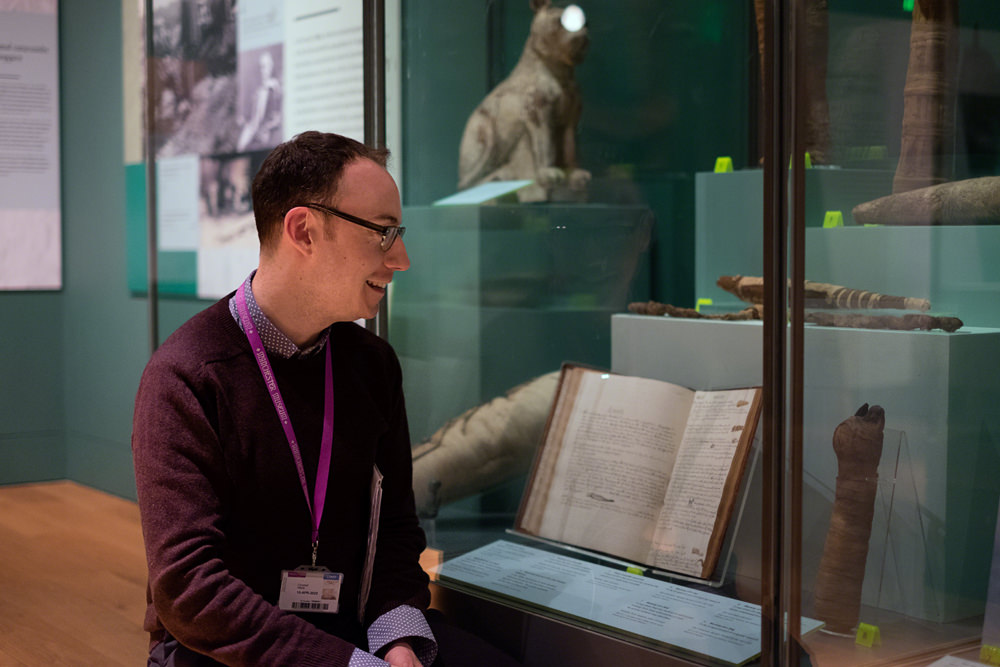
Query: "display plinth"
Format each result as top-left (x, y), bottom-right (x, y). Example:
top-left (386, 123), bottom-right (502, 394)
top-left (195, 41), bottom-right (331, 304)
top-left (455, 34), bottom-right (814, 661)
top-left (695, 168), bottom-right (894, 313)
top-left (695, 168), bottom-right (1000, 329)
top-left (391, 204), bottom-right (652, 445)
top-left (805, 225), bottom-right (1000, 328)
top-left (611, 314), bottom-right (1000, 623)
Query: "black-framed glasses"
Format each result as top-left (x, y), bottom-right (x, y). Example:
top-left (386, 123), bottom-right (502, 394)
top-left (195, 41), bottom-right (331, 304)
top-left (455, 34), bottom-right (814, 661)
top-left (298, 202), bottom-right (405, 251)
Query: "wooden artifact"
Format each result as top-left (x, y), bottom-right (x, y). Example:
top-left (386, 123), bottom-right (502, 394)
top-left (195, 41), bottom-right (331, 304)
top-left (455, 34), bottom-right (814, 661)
top-left (457, 0), bottom-right (591, 203)
top-left (627, 299), bottom-right (961, 331)
top-left (813, 404), bottom-right (885, 633)
top-left (411, 371), bottom-right (560, 518)
top-left (853, 176), bottom-right (1000, 226)
top-left (806, 311), bottom-right (962, 332)
top-left (628, 301), bottom-right (762, 320)
top-left (893, 0), bottom-right (960, 194)
top-left (716, 275), bottom-right (931, 311)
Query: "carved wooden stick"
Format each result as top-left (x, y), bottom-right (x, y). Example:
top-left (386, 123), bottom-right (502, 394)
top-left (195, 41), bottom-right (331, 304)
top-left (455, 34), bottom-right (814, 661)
top-left (807, 311), bottom-right (963, 332)
top-left (717, 275), bottom-right (931, 311)
top-left (813, 404), bottom-right (885, 633)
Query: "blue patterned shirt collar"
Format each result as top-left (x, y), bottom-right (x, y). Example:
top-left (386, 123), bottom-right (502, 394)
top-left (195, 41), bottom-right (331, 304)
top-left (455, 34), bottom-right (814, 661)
top-left (229, 271), bottom-right (329, 359)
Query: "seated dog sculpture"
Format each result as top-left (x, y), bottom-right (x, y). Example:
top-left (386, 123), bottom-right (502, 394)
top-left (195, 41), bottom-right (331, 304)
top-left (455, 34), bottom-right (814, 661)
top-left (457, 0), bottom-right (590, 202)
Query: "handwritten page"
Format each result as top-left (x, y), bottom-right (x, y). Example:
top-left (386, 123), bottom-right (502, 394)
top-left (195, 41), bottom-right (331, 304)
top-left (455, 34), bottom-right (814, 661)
top-left (535, 371), bottom-right (694, 563)
top-left (648, 388), bottom-right (759, 576)
top-left (435, 540), bottom-right (823, 666)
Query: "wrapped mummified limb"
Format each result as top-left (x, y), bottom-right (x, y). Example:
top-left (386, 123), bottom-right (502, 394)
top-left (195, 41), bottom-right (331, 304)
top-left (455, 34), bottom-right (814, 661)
top-left (813, 404), bottom-right (885, 634)
top-left (411, 371), bottom-right (560, 518)
top-left (807, 311), bottom-right (963, 332)
top-left (717, 275), bottom-right (931, 311)
top-left (628, 301), bottom-right (762, 320)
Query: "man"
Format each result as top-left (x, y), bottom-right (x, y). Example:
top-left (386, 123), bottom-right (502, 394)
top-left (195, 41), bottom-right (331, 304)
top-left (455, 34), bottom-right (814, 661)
top-left (133, 131), bottom-right (433, 666)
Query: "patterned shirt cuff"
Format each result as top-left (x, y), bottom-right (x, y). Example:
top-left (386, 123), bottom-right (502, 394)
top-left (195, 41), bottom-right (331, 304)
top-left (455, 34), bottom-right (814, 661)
top-left (349, 648), bottom-right (390, 667)
top-left (366, 604), bottom-right (438, 666)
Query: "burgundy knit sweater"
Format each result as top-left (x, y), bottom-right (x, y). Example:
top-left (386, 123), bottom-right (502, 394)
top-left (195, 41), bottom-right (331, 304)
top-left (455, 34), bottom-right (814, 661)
top-left (132, 297), bottom-right (430, 666)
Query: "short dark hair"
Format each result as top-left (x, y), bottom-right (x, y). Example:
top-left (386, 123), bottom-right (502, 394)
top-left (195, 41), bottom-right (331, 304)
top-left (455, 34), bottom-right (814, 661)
top-left (251, 131), bottom-right (390, 248)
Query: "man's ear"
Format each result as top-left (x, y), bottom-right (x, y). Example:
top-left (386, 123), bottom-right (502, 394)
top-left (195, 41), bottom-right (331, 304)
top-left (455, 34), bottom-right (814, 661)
top-left (283, 206), bottom-right (316, 256)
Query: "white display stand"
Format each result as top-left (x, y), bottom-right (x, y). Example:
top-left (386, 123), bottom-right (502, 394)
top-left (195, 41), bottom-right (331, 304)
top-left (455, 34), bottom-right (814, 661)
top-left (694, 169), bottom-right (1000, 329)
top-left (611, 314), bottom-right (1000, 623)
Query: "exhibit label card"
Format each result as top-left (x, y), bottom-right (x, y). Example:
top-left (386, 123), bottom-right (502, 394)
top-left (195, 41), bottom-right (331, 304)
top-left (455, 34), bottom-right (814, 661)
top-left (434, 180), bottom-right (534, 206)
top-left (435, 540), bottom-right (822, 665)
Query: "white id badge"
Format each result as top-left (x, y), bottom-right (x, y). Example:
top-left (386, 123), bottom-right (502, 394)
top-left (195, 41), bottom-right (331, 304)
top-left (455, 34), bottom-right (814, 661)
top-left (278, 566), bottom-right (342, 613)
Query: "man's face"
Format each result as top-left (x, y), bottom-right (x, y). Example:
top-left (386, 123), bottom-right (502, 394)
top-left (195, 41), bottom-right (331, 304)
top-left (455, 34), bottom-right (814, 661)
top-left (308, 158), bottom-right (409, 323)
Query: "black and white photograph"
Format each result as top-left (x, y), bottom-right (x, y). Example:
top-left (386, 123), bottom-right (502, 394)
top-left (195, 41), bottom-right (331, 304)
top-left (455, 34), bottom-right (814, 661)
top-left (237, 44), bottom-right (284, 152)
top-left (197, 151), bottom-right (259, 249)
top-left (151, 0), bottom-right (238, 158)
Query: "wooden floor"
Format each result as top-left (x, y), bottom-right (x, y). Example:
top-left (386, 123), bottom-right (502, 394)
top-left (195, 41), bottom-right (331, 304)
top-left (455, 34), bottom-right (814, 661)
top-left (0, 481), bottom-right (149, 666)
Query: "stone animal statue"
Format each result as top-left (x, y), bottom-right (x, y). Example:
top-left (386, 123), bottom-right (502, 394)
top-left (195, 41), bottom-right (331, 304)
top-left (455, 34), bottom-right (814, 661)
top-left (457, 0), bottom-right (591, 203)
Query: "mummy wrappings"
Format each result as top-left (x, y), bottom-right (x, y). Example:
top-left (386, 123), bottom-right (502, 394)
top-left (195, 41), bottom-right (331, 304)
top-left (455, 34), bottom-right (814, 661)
top-left (813, 404), bottom-right (885, 634)
top-left (716, 275), bottom-right (931, 312)
top-left (411, 371), bottom-right (560, 518)
top-left (894, 0), bottom-right (959, 194)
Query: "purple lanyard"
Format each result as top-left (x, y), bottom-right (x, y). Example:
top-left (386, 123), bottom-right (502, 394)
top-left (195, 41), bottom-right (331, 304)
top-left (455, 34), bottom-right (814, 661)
top-left (235, 284), bottom-right (333, 565)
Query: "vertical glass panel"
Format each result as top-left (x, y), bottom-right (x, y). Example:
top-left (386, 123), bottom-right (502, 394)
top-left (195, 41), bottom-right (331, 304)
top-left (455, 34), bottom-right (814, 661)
top-left (394, 1), bottom-right (774, 663)
top-left (793, 1), bottom-right (1000, 664)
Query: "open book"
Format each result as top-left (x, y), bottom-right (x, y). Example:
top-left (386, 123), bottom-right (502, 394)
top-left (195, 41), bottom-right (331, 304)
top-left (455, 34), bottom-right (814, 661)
top-left (515, 364), bottom-right (763, 580)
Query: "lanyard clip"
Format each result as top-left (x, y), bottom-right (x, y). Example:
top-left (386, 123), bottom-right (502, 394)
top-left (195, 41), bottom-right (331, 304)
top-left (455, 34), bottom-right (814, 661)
top-left (311, 540), bottom-right (319, 567)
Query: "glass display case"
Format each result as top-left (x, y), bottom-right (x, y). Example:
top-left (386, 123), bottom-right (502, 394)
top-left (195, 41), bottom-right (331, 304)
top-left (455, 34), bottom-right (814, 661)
top-left (387, 1), bottom-right (1000, 665)
top-left (138, 0), bottom-right (1000, 664)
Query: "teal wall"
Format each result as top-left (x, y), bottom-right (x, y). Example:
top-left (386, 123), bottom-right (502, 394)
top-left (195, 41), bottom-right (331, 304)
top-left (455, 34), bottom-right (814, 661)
top-left (1, 0), bottom-right (147, 500)
top-left (60, 0), bottom-right (150, 499)
top-left (0, 293), bottom-right (64, 483)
